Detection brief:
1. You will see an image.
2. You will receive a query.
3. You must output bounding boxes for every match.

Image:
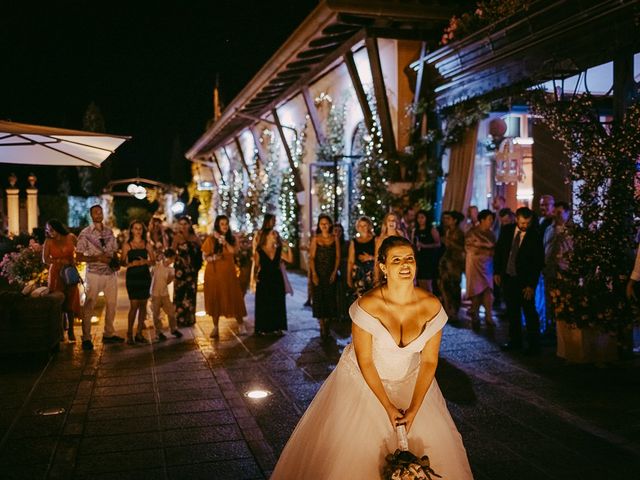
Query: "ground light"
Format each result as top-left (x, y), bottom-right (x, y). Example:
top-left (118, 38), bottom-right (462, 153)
top-left (196, 311), bottom-right (207, 317)
top-left (245, 390), bottom-right (272, 399)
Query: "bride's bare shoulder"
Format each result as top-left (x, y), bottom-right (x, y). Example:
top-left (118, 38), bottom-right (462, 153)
top-left (415, 288), bottom-right (442, 314)
top-left (358, 288), bottom-right (383, 312)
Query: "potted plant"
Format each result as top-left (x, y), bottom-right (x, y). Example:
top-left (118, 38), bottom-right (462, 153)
top-left (0, 241), bottom-right (64, 355)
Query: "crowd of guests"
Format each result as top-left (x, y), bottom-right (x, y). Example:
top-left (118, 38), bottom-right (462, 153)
top-left (33, 192), bottom-right (580, 355)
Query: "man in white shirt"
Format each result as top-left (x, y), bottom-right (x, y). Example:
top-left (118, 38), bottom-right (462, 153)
top-left (76, 205), bottom-right (124, 350)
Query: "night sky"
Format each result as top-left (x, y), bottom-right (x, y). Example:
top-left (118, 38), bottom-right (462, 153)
top-left (0, 1), bottom-right (319, 192)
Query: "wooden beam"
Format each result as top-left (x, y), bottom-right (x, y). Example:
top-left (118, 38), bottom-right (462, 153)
top-left (344, 50), bottom-right (374, 131)
top-left (412, 41), bottom-right (428, 135)
top-left (233, 136), bottom-right (251, 176)
top-left (211, 152), bottom-right (225, 185)
top-left (366, 36), bottom-right (396, 155)
top-left (253, 30), bottom-right (366, 122)
top-left (271, 108), bottom-right (304, 192)
top-left (302, 87), bottom-right (326, 144)
top-left (250, 126), bottom-right (266, 167)
top-left (613, 49), bottom-right (634, 125)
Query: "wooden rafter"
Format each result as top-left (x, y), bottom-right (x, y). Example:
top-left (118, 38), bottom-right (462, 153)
top-left (271, 109), bottom-right (304, 192)
top-left (344, 49), bottom-right (374, 131)
top-left (365, 36), bottom-right (396, 155)
top-left (302, 87), bottom-right (326, 144)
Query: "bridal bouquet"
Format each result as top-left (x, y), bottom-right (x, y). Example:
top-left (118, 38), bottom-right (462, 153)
top-left (382, 425), bottom-right (441, 480)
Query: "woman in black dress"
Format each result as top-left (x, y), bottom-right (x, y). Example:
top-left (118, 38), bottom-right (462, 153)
top-left (172, 215), bottom-right (202, 327)
top-left (333, 223), bottom-right (350, 321)
top-left (254, 226), bottom-right (293, 335)
top-left (412, 209), bottom-right (441, 292)
top-left (347, 216), bottom-right (376, 297)
top-left (309, 214), bottom-right (340, 339)
top-left (122, 220), bottom-right (155, 344)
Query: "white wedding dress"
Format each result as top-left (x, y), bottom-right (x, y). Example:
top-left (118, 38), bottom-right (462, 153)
top-left (271, 301), bottom-right (473, 479)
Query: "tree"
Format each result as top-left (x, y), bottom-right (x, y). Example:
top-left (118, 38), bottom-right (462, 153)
top-left (77, 101), bottom-right (109, 195)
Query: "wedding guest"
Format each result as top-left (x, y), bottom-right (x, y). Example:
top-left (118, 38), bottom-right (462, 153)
top-left (411, 210), bottom-right (441, 292)
top-left (494, 207), bottom-right (545, 354)
top-left (333, 223), bottom-right (351, 321)
top-left (438, 211), bottom-right (465, 320)
top-left (462, 205), bottom-right (479, 234)
top-left (254, 224), bottom-right (293, 335)
top-left (536, 194), bottom-right (556, 332)
top-left (150, 248), bottom-right (183, 341)
top-left (491, 195), bottom-right (506, 238)
top-left (121, 220), bottom-right (155, 344)
top-left (400, 206), bottom-right (416, 239)
top-left (202, 215), bottom-right (247, 338)
top-left (374, 212), bottom-right (405, 283)
top-left (76, 205), bottom-right (124, 350)
top-left (347, 216), bottom-right (376, 297)
top-left (543, 201), bottom-right (572, 326)
top-left (148, 216), bottom-right (171, 259)
top-left (42, 219), bottom-right (80, 343)
top-left (309, 214), bottom-right (340, 339)
top-left (171, 215), bottom-right (202, 326)
top-left (465, 209), bottom-right (497, 329)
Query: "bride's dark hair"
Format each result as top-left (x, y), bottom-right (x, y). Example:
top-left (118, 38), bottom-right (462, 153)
top-left (377, 235), bottom-right (415, 265)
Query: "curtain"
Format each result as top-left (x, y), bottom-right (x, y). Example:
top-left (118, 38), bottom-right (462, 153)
top-left (442, 121), bottom-right (479, 213)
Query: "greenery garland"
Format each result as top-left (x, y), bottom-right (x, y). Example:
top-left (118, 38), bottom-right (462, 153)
top-left (245, 152), bottom-right (264, 232)
top-left (351, 95), bottom-right (392, 233)
top-left (529, 90), bottom-right (640, 334)
top-left (315, 102), bottom-right (347, 222)
top-left (280, 124), bottom-right (306, 249)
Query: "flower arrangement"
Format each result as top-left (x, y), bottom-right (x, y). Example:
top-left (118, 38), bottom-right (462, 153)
top-left (382, 425), bottom-right (440, 480)
top-left (440, 0), bottom-right (532, 46)
top-left (0, 242), bottom-right (48, 289)
top-left (382, 450), bottom-right (441, 480)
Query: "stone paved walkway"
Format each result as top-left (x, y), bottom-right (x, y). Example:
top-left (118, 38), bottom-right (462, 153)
top-left (1, 271), bottom-right (639, 479)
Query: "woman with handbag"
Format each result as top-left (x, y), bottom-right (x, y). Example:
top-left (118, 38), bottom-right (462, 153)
top-left (43, 219), bottom-right (81, 343)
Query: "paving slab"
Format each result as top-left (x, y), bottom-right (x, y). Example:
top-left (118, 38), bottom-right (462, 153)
top-left (1, 271), bottom-right (639, 479)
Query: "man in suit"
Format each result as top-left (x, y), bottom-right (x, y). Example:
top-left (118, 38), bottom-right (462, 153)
top-left (494, 207), bottom-right (545, 354)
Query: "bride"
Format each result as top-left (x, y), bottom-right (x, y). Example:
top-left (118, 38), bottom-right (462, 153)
top-left (271, 236), bottom-right (473, 479)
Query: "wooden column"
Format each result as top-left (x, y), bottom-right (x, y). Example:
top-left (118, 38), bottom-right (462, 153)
top-left (613, 50), bottom-right (634, 124)
top-left (366, 36), bottom-right (396, 155)
top-left (233, 137), bottom-right (251, 176)
top-left (344, 50), bottom-right (374, 131)
top-left (250, 127), bottom-right (267, 167)
top-left (302, 87), bottom-right (326, 144)
top-left (271, 109), bottom-right (304, 192)
top-left (211, 153), bottom-right (225, 185)
top-left (412, 41), bottom-right (427, 133)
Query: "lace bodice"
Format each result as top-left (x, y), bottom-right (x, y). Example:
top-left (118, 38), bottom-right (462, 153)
top-left (344, 301), bottom-right (447, 381)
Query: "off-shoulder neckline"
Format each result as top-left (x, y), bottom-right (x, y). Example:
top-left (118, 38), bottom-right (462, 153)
top-left (354, 301), bottom-right (444, 349)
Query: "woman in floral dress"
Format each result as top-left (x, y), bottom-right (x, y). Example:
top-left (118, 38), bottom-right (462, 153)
top-left (171, 215), bottom-right (201, 326)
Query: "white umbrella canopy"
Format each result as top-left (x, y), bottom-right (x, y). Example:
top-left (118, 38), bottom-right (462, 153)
top-left (0, 120), bottom-right (130, 167)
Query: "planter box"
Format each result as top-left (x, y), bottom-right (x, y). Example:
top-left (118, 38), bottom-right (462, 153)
top-left (0, 290), bottom-right (64, 356)
top-left (556, 320), bottom-right (618, 364)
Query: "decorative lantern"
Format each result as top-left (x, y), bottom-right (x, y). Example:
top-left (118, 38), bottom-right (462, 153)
top-left (494, 138), bottom-right (525, 185)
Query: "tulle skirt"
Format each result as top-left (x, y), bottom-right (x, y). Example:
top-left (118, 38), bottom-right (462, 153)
top-left (271, 344), bottom-right (473, 479)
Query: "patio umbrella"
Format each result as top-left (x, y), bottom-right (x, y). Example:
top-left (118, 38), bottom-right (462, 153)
top-left (0, 120), bottom-right (130, 167)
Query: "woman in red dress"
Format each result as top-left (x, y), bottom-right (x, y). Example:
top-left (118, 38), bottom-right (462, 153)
top-left (43, 219), bottom-right (81, 343)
